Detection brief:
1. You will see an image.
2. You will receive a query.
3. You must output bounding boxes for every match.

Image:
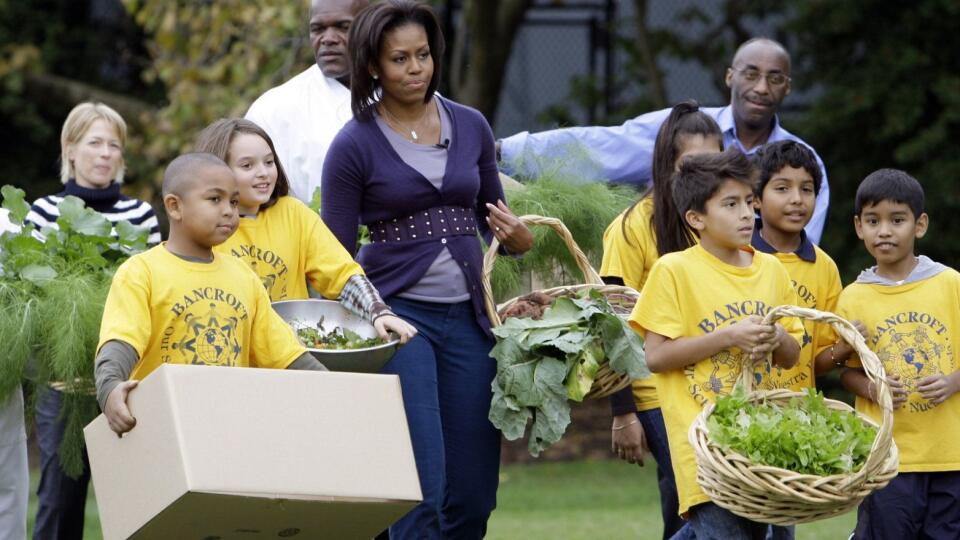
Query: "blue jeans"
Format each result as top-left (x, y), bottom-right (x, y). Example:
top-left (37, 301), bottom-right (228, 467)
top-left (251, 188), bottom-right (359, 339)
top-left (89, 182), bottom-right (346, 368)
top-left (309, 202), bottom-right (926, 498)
top-left (33, 388), bottom-right (90, 540)
top-left (638, 408), bottom-right (688, 540)
top-left (686, 502), bottom-right (768, 540)
top-left (383, 298), bottom-right (500, 540)
top-left (768, 525), bottom-right (794, 539)
top-left (854, 471), bottom-right (960, 539)
top-left (668, 505), bottom-right (792, 540)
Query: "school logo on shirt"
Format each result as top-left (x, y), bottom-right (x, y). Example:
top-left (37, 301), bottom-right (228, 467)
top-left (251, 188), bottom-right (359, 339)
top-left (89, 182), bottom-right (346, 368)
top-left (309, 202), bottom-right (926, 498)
top-left (688, 348), bottom-right (743, 405)
top-left (792, 279), bottom-right (818, 309)
top-left (690, 300), bottom-right (772, 405)
top-left (231, 244), bottom-right (290, 299)
top-left (790, 280), bottom-right (815, 350)
top-left (752, 323), bottom-right (813, 391)
top-left (752, 359), bottom-right (811, 391)
top-left (160, 288), bottom-right (250, 367)
top-left (871, 310), bottom-right (956, 412)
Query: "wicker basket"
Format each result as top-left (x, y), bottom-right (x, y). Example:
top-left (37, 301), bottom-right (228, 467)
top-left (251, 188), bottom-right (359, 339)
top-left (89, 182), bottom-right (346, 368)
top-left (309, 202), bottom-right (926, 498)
top-left (688, 305), bottom-right (899, 525)
top-left (481, 214), bottom-right (638, 399)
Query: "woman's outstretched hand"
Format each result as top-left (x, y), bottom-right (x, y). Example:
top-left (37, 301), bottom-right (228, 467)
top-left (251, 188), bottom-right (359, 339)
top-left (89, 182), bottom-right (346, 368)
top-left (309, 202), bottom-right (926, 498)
top-left (486, 200), bottom-right (533, 255)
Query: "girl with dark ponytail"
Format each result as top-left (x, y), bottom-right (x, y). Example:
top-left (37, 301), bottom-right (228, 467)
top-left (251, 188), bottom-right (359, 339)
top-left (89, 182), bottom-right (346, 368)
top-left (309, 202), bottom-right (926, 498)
top-left (623, 99), bottom-right (723, 255)
top-left (600, 100), bottom-right (721, 539)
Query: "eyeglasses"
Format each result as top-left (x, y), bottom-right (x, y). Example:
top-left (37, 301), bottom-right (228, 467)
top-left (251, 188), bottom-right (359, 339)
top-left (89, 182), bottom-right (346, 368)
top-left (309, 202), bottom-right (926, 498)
top-left (731, 67), bottom-right (791, 87)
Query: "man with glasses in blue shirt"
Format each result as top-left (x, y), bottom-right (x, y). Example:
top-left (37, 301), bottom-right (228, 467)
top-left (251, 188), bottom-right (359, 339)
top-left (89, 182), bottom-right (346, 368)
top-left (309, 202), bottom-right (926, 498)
top-left (498, 37), bottom-right (830, 243)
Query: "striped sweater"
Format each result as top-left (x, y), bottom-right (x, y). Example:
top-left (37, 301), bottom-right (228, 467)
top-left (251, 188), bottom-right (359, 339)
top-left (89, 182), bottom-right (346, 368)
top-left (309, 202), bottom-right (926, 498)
top-left (26, 180), bottom-right (161, 245)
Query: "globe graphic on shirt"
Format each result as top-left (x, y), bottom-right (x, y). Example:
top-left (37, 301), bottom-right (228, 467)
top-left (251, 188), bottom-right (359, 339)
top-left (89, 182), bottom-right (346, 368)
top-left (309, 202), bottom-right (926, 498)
top-left (196, 328), bottom-right (232, 364)
top-left (174, 304), bottom-right (242, 366)
top-left (880, 326), bottom-right (944, 394)
top-left (687, 348), bottom-right (741, 406)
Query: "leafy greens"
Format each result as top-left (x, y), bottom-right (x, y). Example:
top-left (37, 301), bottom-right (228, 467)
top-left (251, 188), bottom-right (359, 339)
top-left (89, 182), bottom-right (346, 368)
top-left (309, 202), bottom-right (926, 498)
top-left (707, 386), bottom-right (878, 476)
top-left (489, 289), bottom-right (648, 456)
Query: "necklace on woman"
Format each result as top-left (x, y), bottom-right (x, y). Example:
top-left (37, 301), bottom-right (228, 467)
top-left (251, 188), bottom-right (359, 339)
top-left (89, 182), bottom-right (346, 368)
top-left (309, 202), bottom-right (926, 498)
top-left (379, 100), bottom-right (433, 143)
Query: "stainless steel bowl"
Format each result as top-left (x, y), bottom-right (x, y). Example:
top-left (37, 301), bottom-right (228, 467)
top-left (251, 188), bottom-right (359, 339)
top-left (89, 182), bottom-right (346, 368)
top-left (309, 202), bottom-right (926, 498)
top-left (271, 299), bottom-right (399, 373)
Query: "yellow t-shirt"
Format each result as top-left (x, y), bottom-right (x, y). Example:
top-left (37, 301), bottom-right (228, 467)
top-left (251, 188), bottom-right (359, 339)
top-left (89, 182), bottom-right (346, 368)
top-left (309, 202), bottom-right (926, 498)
top-left (752, 245), bottom-right (842, 391)
top-left (600, 198), bottom-right (661, 410)
top-left (215, 196), bottom-right (362, 301)
top-left (630, 244), bottom-right (804, 514)
top-left (98, 244), bottom-right (307, 381)
top-left (837, 269), bottom-right (960, 472)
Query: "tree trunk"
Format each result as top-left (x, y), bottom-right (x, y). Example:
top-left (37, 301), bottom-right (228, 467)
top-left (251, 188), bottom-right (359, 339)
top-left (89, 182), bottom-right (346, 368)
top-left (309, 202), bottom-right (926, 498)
top-left (450, 0), bottom-right (532, 121)
top-left (632, 0), bottom-right (667, 109)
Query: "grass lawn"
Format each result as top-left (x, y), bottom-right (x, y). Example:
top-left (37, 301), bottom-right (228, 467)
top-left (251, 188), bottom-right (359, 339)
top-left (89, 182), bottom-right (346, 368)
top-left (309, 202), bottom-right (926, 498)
top-left (487, 460), bottom-right (856, 539)
top-left (26, 459), bottom-right (855, 539)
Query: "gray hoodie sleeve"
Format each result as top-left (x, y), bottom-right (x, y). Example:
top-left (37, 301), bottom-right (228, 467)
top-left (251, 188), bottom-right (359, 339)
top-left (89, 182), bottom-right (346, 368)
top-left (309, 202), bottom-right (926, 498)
top-left (94, 340), bottom-right (139, 412)
top-left (287, 352), bottom-right (329, 372)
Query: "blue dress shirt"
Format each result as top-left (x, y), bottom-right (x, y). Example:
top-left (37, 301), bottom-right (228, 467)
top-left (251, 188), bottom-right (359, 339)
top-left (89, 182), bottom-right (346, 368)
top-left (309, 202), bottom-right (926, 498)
top-left (499, 105), bottom-right (829, 244)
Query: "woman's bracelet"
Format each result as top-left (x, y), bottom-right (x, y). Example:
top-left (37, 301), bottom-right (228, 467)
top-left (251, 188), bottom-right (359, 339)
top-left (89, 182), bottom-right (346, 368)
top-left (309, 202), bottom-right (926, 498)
top-left (611, 417), bottom-right (639, 431)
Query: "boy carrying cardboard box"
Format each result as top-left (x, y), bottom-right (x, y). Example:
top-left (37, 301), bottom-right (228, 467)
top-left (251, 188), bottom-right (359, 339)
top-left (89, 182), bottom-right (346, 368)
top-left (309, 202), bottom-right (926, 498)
top-left (95, 153), bottom-right (327, 435)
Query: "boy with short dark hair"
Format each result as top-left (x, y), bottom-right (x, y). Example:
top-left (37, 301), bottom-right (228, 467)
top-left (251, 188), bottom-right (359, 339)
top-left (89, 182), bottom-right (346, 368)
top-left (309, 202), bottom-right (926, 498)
top-left (751, 140), bottom-right (845, 390)
top-left (631, 148), bottom-right (804, 538)
top-left (95, 153), bottom-right (326, 435)
top-left (831, 169), bottom-right (960, 539)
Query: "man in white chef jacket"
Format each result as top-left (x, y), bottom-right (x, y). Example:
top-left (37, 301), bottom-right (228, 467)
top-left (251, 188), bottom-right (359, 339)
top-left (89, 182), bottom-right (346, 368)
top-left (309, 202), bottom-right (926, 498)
top-left (246, 0), bottom-right (370, 203)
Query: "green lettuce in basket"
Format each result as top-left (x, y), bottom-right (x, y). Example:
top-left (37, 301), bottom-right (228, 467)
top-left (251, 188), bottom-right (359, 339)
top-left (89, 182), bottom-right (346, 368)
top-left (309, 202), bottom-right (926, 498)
top-left (488, 289), bottom-right (649, 456)
top-left (707, 386), bottom-right (877, 476)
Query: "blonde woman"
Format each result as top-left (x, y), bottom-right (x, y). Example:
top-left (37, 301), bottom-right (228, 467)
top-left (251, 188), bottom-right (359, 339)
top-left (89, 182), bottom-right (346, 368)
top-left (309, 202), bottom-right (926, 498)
top-left (27, 102), bottom-right (160, 539)
top-left (26, 102), bottom-right (160, 241)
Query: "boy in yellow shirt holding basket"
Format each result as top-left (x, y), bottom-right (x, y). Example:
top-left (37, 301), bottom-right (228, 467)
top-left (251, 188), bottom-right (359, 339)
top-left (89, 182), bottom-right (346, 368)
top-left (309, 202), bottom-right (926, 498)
top-left (630, 148), bottom-right (804, 538)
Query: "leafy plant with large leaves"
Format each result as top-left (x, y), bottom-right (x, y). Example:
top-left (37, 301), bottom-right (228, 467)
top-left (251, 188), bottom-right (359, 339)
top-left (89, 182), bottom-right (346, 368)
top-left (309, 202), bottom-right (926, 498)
top-left (489, 290), bottom-right (648, 456)
top-left (0, 185), bottom-right (148, 477)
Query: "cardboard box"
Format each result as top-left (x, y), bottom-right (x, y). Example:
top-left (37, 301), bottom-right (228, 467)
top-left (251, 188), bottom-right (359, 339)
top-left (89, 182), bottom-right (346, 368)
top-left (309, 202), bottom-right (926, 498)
top-left (84, 364), bottom-right (421, 539)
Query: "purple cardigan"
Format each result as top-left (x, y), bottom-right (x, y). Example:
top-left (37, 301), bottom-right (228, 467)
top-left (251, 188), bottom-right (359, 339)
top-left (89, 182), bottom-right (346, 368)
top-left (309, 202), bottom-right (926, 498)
top-left (321, 96), bottom-right (504, 335)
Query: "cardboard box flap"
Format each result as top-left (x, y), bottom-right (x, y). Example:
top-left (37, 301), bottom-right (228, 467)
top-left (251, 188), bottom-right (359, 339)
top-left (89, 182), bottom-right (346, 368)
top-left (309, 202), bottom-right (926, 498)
top-left (167, 366), bottom-right (421, 502)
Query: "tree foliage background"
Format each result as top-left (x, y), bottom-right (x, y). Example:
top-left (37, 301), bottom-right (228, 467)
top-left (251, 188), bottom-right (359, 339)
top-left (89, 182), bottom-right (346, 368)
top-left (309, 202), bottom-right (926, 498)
top-left (534, 0), bottom-right (960, 281)
top-left (1, 0), bottom-right (958, 280)
top-left (789, 0), bottom-right (960, 277)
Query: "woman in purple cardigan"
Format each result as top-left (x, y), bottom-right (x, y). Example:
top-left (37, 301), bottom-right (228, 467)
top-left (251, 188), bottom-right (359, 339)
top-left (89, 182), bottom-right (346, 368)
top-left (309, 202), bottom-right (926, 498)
top-left (321, 1), bottom-right (533, 538)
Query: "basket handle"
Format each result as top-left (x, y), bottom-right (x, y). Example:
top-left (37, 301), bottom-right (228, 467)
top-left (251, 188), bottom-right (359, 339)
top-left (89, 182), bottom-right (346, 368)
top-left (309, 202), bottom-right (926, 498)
top-left (481, 214), bottom-right (603, 327)
top-left (757, 305), bottom-right (896, 486)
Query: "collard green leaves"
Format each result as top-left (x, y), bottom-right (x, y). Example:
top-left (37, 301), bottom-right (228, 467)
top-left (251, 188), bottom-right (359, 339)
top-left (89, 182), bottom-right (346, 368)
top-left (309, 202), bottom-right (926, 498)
top-left (707, 386), bottom-right (878, 476)
top-left (57, 196), bottom-right (113, 237)
top-left (1, 184), bottom-right (30, 224)
top-left (489, 289), bottom-right (648, 456)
